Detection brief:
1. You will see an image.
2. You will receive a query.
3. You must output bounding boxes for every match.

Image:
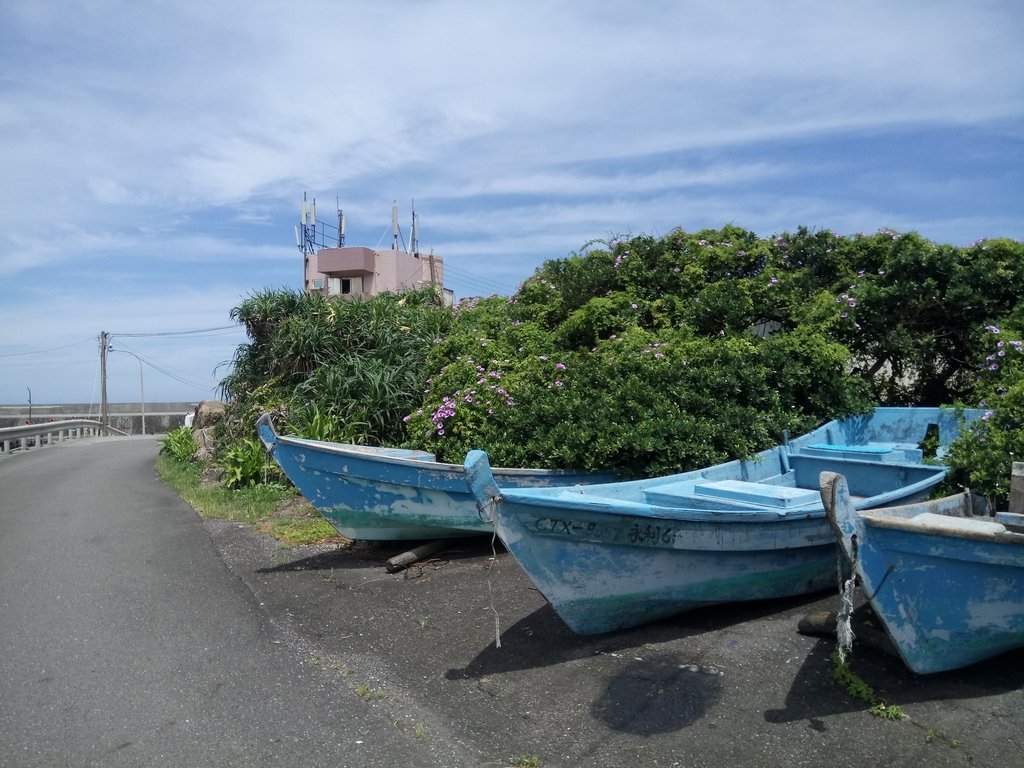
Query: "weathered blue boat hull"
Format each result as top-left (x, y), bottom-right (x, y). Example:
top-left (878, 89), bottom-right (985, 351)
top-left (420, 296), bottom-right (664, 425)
top-left (484, 502), bottom-right (837, 635)
top-left (822, 472), bottom-right (1024, 674)
top-left (256, 414), bottom-right (614, 540)
top-left (466, 407), bottom-right (982, 635)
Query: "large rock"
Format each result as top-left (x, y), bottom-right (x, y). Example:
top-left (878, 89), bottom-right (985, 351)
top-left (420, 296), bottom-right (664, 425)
top-left (188, 400), bottom-right (227, 461)
top-left (193, 400), bottom-right (227, 429)
top-left (193, 425), bottom-right (218, 462)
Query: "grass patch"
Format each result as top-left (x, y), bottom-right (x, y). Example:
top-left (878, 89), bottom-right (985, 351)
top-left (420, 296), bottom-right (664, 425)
top-left (831, 650), bottom-right (904, 721)
top-left (157, 456), bottom-right (292, 524)
top-left (156, 455), bottom-right (345, 547)
top-left (262, 517), bottom-right (341, 546)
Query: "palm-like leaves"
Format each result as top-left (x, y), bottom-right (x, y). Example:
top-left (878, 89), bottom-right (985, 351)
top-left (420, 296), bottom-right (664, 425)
top-left (221, 287), bottom-right (452, 447)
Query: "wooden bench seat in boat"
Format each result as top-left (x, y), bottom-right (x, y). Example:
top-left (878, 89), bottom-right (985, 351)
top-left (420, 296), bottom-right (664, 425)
top-left (996, 511), bottom-right (1024, 533)
top-left (798, 443), bottom-right (922, 463)
top-left (645, 479), bottom-right (820, 509)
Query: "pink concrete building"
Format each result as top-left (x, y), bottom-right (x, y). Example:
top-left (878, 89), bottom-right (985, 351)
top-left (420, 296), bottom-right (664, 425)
top-left (304, 245), bottom-right (449, 303)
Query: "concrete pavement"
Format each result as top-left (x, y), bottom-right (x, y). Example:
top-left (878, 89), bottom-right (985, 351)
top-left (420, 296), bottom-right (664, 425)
top-left (0, 437), bottom-right (455, 767)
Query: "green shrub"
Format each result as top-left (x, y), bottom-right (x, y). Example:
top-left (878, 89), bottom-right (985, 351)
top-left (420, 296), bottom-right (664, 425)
top-left (213, 227), bottom-right (1024, 482)
top-left (942, 324), bottom-right (1024, 506)
top-left (220, 437), bottom-right (279, 489)
top-left (159, 426), bottom-right (198, 463)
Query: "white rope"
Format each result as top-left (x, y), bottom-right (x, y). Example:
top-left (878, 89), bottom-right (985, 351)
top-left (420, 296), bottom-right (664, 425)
top-left (486, 524), bottom-right (502, 649)
top-left (836, 556), bottom-right (856, 663)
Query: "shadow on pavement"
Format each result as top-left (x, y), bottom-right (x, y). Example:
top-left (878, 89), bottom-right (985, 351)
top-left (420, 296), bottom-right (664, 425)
top-left (765, 636), bottom-right (1024, 724)
top-left (447, 592), bottom-right (828, 680)
top-left (592, 652), bottom-right (725, 734)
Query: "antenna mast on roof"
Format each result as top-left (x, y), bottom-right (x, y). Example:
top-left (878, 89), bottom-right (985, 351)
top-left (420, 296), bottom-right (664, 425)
top-left (295, 192), bottom-right (318, 255)
top-left (391, 201), bottom-right (400, 250)
top-left (410, 199), bottom-right (419, 256)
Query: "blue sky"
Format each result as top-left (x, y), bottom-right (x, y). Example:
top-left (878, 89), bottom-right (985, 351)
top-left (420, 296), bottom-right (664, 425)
top-left (1, 0), bottom-right (1022, 406)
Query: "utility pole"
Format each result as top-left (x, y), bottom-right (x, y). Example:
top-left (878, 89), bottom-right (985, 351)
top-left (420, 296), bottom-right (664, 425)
top-left (99, 331), bottom-right (109, 432)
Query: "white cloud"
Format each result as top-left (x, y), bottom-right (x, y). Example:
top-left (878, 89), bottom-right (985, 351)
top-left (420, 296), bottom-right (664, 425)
top-left (0, 0), bottom-right (1020, 402)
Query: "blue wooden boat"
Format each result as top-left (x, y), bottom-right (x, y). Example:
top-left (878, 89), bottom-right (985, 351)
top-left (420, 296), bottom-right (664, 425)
top-left (464, 407), bottom-right (983, 635)
top-left (256, 413), bottom-right (615, 541)
top-left (821, 471), bottom-right (1024, 673)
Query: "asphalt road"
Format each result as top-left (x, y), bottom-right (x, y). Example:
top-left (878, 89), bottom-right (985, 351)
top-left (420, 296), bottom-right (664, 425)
top-left (0, 437), bottom-right (448, 767)
top-left (2, 437), bottom-right (1022, 767)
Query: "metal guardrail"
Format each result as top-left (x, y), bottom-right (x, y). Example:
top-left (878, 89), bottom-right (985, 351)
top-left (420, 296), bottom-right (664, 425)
top-left (0, 419), bottom-right (129, 456)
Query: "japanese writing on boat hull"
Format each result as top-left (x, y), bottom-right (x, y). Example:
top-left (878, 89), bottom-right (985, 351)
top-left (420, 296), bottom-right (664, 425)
top-left (532, 516), bottom-right (676, 547)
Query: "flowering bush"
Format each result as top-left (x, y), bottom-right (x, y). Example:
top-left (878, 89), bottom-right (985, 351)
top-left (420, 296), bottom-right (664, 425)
top-left (404, 226), bottom-right (1022, 481)
top-left (942, 324), bottom-right (1024, 506)
top-left (215, 226), bottom-right (1022, 494)
top-left (403, 227), bottom-right (881, 477)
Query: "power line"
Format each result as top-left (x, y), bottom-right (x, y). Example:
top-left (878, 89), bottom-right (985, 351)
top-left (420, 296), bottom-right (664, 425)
top-left (110, 342), bottom-right (217, 391)
top-left (0, 337), bottom-right (95, 358)
top-left (442, 263), bottom-right (517, 297)
top-left (111, 325), bottom-right (240, 339)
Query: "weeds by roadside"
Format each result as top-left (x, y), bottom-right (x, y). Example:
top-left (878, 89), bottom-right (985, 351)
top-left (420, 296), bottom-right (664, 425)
top-left (156, 454), bottom-right (345, 547)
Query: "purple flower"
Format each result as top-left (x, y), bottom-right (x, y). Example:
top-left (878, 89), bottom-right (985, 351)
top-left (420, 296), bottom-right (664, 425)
top-left (554, 380), bottom-right (564, 388)
top-left (631, 303), bottom-right (638, 309)
top-left (982, 411), bottom-right (993, 421)
top-left (555, 362), bottom-right (566, 370)
top-left (986, 325), bottom-right (1001, 334)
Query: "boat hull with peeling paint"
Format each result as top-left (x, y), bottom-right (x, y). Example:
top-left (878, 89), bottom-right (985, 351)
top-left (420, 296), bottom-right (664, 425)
top-left (822, 471), bottom-right (1024, 673)
top-left (256, 413), bottom-right (614, 540)
top-left (465, 408), bottom-right (981, 635)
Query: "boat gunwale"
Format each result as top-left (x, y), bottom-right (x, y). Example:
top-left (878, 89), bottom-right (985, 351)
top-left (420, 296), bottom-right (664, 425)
top-left (861, 508), bottom-right (1024, 543)
top-left (494, 459), bottom-right (947, 524)
top-left (272, 431), bottom-right (607, 478)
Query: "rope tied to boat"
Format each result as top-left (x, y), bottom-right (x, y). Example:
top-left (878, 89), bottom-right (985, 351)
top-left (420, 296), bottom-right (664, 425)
top-left (835, 526), bottom-right (860, 664)
top-left (486, 519), bottom-right (502, 649)
top-left (475, 495), bottom-right (499, 524)
top-left (836, 555), bottom-right (857, 664)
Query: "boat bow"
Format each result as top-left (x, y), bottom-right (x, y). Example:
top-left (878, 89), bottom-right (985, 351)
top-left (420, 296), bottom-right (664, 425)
top-left (465, 449), bottom-right (503, 523)
top-left (820, 471), bottom-right (861, 564)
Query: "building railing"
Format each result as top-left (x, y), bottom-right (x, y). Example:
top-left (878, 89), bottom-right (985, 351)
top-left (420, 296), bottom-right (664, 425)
top-left (0, 419), bottom-right (129, 456)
